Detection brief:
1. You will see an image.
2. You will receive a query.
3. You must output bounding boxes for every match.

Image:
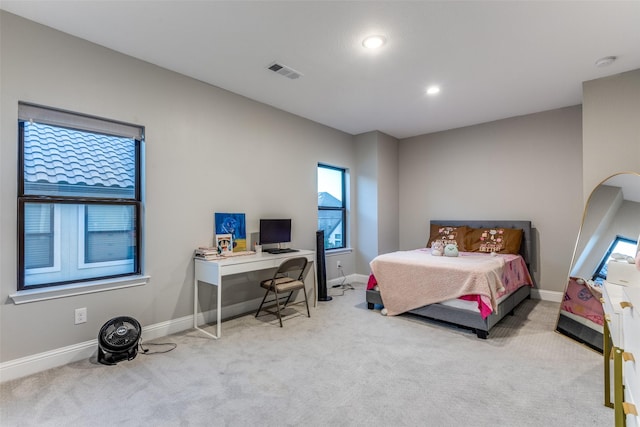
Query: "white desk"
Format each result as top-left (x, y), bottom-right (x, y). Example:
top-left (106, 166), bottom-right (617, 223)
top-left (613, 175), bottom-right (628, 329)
top-left (194, 249), bottom-right (316, 339)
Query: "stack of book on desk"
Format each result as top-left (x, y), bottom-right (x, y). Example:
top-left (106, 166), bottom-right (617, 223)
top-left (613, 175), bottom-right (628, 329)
top-left (194, 247), bottom-right (220, 260)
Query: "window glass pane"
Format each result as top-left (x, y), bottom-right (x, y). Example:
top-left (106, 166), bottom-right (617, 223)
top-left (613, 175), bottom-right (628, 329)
top-left (23, 203), bottom-right (137, 287)
top-left (86, 205), bottom-right (134, 232)
top-left (592, 236), bottom-right (638, 284)
top-left (24, 203), bottom-right (52, 233)
top-left (609, 240), bottom-right (638, 258)
top-left (24, 203), bottom-right (53, 269)
top-left (318, 167), bottom-right (343, 206)
top-left (318, 210), bottom-right (343, 249)
top-left (86, 205), bottom-right (136, 263)
top-left (318, 164), bottom-right (346, 250)
top-left (22, 121), bottom-right (135, 199)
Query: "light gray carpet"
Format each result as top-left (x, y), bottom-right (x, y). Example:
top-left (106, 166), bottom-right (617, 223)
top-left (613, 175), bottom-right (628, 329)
top-left (1, 282), bottom-right (611, 426)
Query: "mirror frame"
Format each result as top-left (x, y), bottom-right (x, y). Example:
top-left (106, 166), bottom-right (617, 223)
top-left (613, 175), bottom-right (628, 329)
top-left (555, 171), bottom-right (640, 352)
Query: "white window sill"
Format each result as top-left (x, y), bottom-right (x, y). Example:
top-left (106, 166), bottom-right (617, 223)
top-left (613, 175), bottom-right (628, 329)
top-left (326, 247), bottom-right (353, 255)
top-left (9, 275), bottom-right (150, 305)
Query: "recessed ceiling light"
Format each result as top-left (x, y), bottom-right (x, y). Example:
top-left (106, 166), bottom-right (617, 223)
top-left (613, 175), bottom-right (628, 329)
top-left (362, 35), bottom-right (386, 49)
top-left (426, 86), bottom-right (440, 95)
top-left (595, 56), bottom-right (617, 67)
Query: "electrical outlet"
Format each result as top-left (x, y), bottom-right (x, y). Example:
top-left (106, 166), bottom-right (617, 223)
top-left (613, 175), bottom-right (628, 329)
top-left (75, 307), bottom-right (87, 325)
top-left (337, 260), bottom-right (342, 269)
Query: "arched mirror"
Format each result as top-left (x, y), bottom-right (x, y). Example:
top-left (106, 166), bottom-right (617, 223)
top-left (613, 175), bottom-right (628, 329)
top-left (555, 172), bottom-right (640, 352)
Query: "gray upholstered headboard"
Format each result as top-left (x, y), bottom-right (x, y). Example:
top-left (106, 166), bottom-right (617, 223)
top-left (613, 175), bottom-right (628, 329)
top-left (430, 220), bottom-right (533, 268)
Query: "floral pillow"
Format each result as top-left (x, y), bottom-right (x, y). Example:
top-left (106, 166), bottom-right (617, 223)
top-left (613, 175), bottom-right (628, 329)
top-left (465, 227), bottom-right (523, 254)
top-left (427, 225), bottom-right (468, 251)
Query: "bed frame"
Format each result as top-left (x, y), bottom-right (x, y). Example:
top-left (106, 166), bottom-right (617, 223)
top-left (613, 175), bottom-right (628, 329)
top-left (556, 312), bottom-right (603, 352)
top-left (366, 220), bottom-right (534, 339)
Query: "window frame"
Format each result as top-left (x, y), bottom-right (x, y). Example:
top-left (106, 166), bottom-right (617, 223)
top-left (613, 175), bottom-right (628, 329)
top-left (591, 235), bottom-right (638, 283)
top-left (317, 163), bottom-right (347, 251)
top-left (17, 102), bottom-right (144, 291)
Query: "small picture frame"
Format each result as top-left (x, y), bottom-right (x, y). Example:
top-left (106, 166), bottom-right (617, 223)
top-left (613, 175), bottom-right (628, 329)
top-left (215, 234), bottom-right (233, 255)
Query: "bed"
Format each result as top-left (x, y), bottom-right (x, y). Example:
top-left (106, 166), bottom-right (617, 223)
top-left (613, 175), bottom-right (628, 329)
top-left (555, 277), bottom-right (604, 352)
top-left (366, 220), bottom-right (535, 339)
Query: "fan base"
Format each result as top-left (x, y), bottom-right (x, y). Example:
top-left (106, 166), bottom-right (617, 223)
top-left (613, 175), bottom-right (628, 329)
top-left (97, 344), bottom-right (138, 365)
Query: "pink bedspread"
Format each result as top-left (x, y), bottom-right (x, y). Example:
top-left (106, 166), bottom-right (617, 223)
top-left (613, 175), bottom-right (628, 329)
top-left (368, 249), bottom-right (533, 318)
top-left (560, 277), bottom-right (604, 326)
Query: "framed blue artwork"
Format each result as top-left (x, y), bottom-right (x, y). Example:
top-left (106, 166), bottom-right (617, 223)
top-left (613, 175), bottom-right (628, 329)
top-left (214, 213), bottom-right (247, 252)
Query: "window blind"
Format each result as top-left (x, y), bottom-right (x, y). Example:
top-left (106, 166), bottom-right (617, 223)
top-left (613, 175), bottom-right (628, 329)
top-left (19, 102), bottom-right (143, 140)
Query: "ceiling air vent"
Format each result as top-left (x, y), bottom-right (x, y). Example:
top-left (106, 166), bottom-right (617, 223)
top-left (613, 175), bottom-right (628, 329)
top-left (267, 62), bottom-right (303, 80)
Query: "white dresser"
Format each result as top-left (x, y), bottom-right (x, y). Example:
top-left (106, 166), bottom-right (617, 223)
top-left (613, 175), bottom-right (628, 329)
top-left (622, 286), bottom-right (639, 427)
top-left (602, 281), bottom-right (640, 427)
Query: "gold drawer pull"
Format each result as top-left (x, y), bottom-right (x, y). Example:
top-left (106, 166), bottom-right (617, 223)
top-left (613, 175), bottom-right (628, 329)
top-left (623, 402), bottom-right (638, 416)
top-left (605, 314), bottom-right (612, 322)
top-left (620, 301), bottom-right (633, 309)
top-left (622, 352), bottom-right (635, 363)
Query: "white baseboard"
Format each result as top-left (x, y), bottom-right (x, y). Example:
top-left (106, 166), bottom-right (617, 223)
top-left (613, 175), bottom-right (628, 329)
top-left (327, 273), bottom-right (368, 287)
top-left (353, 273), bottom-right (370, 284)
top-left (0, 298), bottom-right (263, 383)
top-left (0, 340), bottom-right (97, 384)
top-left (532, 288), bottom-right (563, 302)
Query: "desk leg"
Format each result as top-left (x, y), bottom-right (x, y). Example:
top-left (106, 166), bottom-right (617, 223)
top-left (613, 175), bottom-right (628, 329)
top-left (194, 277), bottom-right (219, 340)
top-left (216, 273), bottom-right (222, 338)
top-left (194, 276), bottom-right (198, 330)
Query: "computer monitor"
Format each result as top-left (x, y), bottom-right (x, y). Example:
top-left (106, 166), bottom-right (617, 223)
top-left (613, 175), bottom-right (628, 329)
top-left (259, 219), bottom-right (291, 246)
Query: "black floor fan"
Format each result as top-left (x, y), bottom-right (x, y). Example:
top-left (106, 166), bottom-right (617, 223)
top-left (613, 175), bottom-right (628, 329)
top-left (98, 316), bottom-right (142, 365)
top-left (316, 230), bottom-right (332, 301)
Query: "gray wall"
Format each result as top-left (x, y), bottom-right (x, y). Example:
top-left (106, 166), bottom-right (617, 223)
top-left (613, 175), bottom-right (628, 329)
top-left (398, 107), bottom-right (584, 294)
top-left (375, 132), bottom-right (400, 258)
top-left (571, 192), bottom-right (640, 279)
top-left (354, 132), bottom-right (379, 273)
top-left (571, 184), bottom-right (623, 277)
top-left (354, 131), bottom-right (399, 274)
top-left (0, 12), bottom-right (357, 362)
top-left (582, 69), bottom-right (640, 200)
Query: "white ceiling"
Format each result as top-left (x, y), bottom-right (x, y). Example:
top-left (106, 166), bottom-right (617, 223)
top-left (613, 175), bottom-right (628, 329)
top-left (2, 1), bottom-right (640, 139)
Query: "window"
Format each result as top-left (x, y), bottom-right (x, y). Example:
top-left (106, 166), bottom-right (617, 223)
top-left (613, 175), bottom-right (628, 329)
top-left (18, 103), bottom-right (143, 290)
top-left (23, 203), bottom-right (55, 269)
top-left (592, 235), bottom-right (638, 284)
top-left (317, 164), bottom-right (346, 250)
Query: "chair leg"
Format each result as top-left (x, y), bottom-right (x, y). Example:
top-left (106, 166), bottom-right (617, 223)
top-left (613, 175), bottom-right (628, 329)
top-left (255, 288), bottom-right (270, 318)
top-left (283, 291), bottom-right (294, 308)
top-left (302, 285), bottom-right (310, 318)
top-left (273, 288), bottom-right (283, 327)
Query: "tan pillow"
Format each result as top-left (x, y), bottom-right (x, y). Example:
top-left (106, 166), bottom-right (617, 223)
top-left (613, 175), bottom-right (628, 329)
top-left (465, 227), bottom-right (523, 254)
top-left (427, 225), bottom-right (469, 251)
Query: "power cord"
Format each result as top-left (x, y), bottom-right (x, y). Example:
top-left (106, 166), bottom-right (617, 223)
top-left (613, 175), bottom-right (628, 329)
top-left (138, 340), bottom-right (177, 355)
top-left (330, 267), bottom-right (354, 294)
